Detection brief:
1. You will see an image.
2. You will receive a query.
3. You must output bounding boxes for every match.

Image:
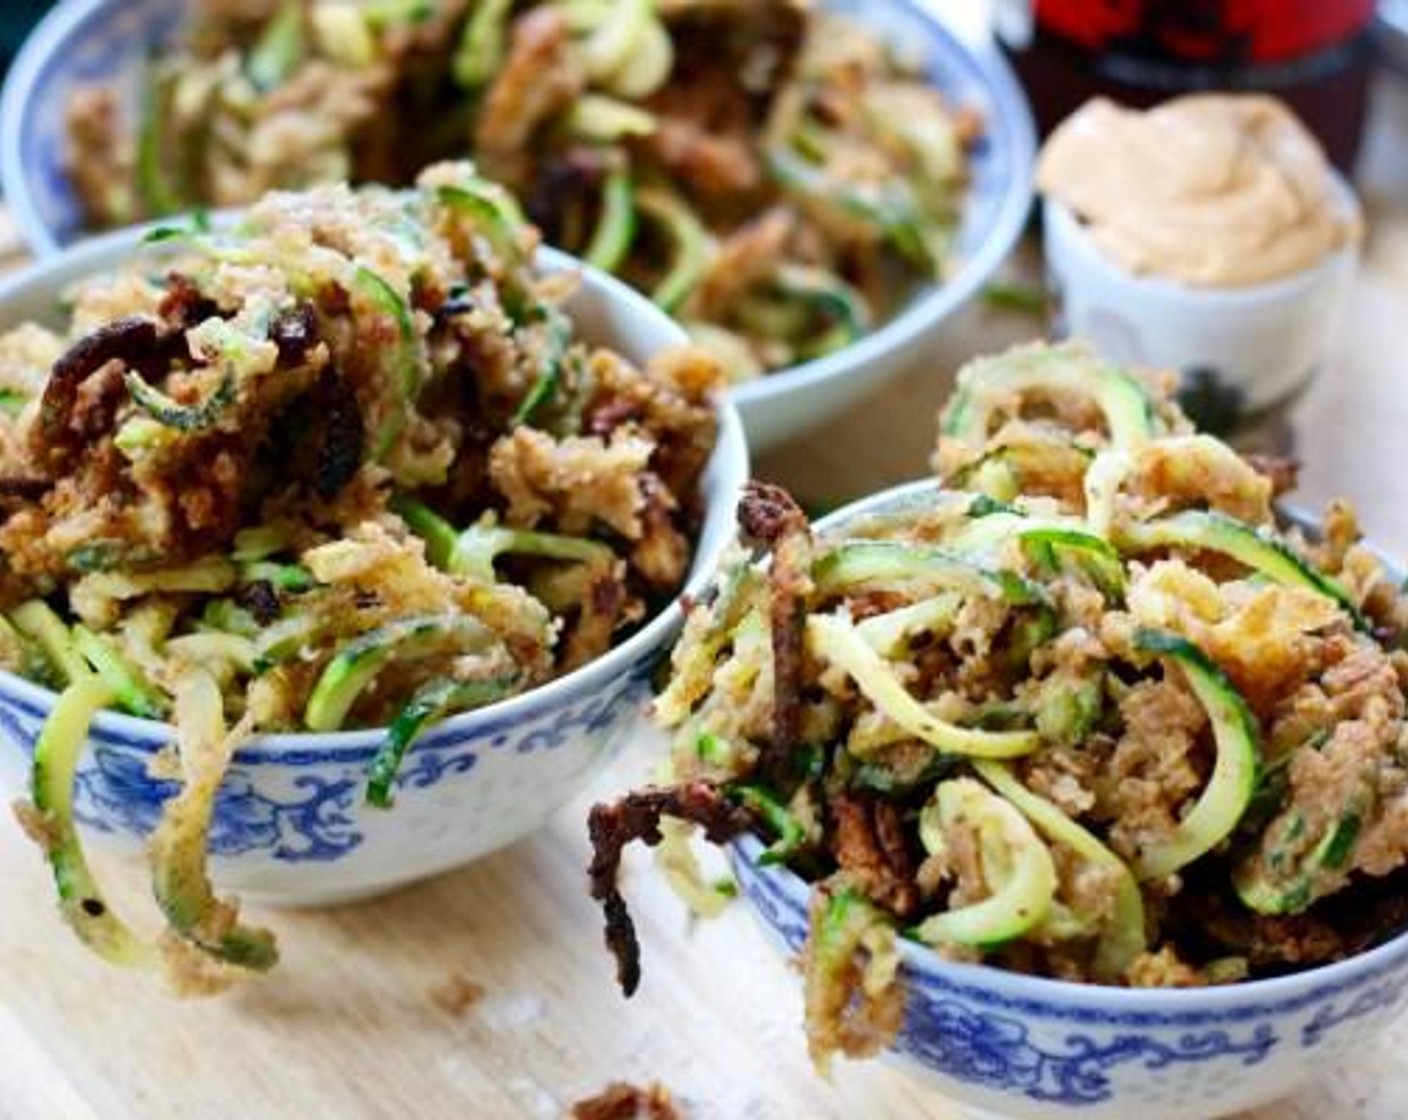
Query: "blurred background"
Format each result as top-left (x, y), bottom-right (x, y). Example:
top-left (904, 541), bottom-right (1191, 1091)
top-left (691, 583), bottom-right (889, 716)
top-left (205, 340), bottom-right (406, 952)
top-left (0, 0), bottom-right (1403, 252)
top-left (4, 0), bottom-right (1406, 170)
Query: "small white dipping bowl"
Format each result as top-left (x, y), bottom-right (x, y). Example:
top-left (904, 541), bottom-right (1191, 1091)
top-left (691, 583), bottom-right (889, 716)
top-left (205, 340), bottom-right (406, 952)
top-left (1043, 189), bottom-right (1361, 415)
top-left (0, 228), bottom-right (749, 907)
top-left (731, 478), bottom-right (1408, 1120)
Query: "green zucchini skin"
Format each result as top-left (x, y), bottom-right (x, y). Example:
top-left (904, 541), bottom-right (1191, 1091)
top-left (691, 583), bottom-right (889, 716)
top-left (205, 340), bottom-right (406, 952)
top-left (812, 539), bottom-right (1042, 606)
top-left (1116, 510), bottom-right (1366, 628)
top-left (124, 365), bottom-right (236, 432)
top-left (1034, 672), bottom-right (1104, 748)
top-left (365, 673), bottom-right (521, 808)
top-left (1131, 628), bottom-right (1261, 881)
top-left (437, 182), bottom-right (528, 267)
top-left (10, 601), bottom-right (89, 686)
top-left (942, 346), bottom-right (1155, 454)
top-left (947, 441), bottom-right (1093, 502)
top-left (1019, 527), bottom-right (1126, 601)
top-left (246, 0), bottom-right (305, 91)
top-left (584, 168), bottom-right (637, 273)
top-left (807, 612), bottom-right (1040, 760)
top-left (767, 146), bottom-right (933, 270)
top-left (304, 614), bottom-right (494, 732)
top-left (351, 265), bottom-right (420, 458)
top-left (135, 61), bottom-right (186, 217)
top-left (238, 561), bottom-right (314, 593)
top-left (910, 777), bottom-right (1056, 950)
top-left (0, 388), bottom-right (29, 415)
top-left (392, 495), bottom-right (611, 582)
top-left (452, 0), bottom-right (513, 86)
top-left (728, 783), bottom-right (808, 866)
top-left (975, 759), bottom-right (1146, 981)
top-left (147, 668), bottom-right (279, 972)
top-left (150, 807), bottom-right (280, 971)
top-left (1235, 800), bottom-right (1371, 916)
top-left (772, 265), bottom-right (871, 361)
top-left (945, 513), bottom-right (1125, 599)
top-left (510, 307), bottom-right (571, 427)
top-left (634, 187), bottom-right (709, 313)
top-left (390, 495), bottom-right (459, 570)
top-left (72, 625), bottom-right (168, 719)
top-left (29, 677), bottom-right (155, 968)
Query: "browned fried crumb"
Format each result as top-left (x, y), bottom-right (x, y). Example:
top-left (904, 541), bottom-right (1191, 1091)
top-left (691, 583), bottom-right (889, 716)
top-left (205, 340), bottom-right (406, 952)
top-left (11, 799), bottom-right (55, 852)
top-left (157, 931), bottom-right (240, 998)
top-left (1244, 452), bottom-right (1300, 497)
top-left (737, 479), bottom-right (807, 547)
top-left (801, 883), bottom-right (905, 1068)
top-left (1103, 677), bottom-right (1209, 865)
top-left (427, 972), bottom-right (486, 1018)
top-left (569, 1081), bottom-right (682, 1120)
top-left (475, 8), bottom-right (584, 186)
top-left (587, 782), bottom-right (755, 996)
top-left (829, 794), bottom-right (919, 916)
top-left (738, 481), bottom-right (813, 787)
top-left (1126, 946), bottom-right (1206, 988)
top-left (31, 316), bottom-right (177, 470)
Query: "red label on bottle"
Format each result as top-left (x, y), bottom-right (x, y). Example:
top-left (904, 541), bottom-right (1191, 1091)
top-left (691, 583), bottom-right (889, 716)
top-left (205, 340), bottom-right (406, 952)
top-left (1036, 0), bottom-right (1375, 63)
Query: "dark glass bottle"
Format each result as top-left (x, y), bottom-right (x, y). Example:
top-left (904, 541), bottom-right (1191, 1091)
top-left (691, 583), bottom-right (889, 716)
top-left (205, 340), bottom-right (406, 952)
top-left (1001, 0), bottom-right (1377, 171)
top-left (0, 1), bottom-right (52, 75)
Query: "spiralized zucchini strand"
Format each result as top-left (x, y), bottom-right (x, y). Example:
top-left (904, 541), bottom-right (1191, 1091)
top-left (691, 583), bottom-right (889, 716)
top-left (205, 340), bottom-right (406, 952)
top-left (22, 676), bottom-right (156, 968)
top-left (1131, 629), bottom-right (1261, 881)
top-left (912, 778), bottom-right (1056, 949)
top-left (807, 612), bottom-right (1038, 759)
top-left (853, 594), bottom-right (960, 658)
top-left (974, 760), bottom-right (1146, 980)
top-left (149, 669), bottom-right (278, 971)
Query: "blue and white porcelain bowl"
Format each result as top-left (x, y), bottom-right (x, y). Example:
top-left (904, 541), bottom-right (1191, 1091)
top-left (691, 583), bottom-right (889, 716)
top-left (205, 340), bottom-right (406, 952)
top-left (728, 479), bottom-right (1408, 1120)
top-left (0, 230), bottom-right (749, 907)
top-left (733, 836), bottom-right (1408, 1120)
top-left (0, 0), bottom-right (1035, 451)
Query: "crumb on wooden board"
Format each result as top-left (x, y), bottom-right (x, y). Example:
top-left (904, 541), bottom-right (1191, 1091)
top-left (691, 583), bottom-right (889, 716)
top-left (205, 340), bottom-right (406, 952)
top-left (568, 1081), bottom-right (682, 1120)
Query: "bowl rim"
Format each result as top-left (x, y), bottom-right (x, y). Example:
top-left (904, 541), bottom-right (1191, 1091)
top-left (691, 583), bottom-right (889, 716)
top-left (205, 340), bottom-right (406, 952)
top-left (0, 0), bottom-right (121, 257)
top-left (730, 0), bottom-right (1036, 411)
top-left (735, 832), bottom-right (1408, 1015)
top-left (0, 0), bottom-right (1037, 401)
top-left (732, 475), bottom-right (1408, 1012)
top-left (0, 224), bottom-right (750, 756)
top-left (1041, 180), bottom-right (1363, 308)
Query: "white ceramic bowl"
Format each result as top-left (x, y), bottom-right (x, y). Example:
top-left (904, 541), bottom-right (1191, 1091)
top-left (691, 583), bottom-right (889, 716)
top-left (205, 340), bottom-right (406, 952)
top-left (730, 478), bottom-right (1408, 1120)
top-left (0, 0), bottom-right (1036, 451)
top-left (1043, 191), bottom-right (1361, 416)
top-left (0, 229), bottom-right (749, 907)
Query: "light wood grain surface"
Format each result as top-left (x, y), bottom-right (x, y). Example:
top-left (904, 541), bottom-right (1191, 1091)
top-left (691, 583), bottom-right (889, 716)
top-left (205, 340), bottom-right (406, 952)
top-left (4, 65), bottom-right (1408, 1120)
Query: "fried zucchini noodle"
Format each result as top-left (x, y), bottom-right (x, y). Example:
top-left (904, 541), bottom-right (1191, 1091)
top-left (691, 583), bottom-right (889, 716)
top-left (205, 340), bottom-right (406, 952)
top-left (66, 0), bottom-right (977, 378)
top-left (588, 340), bottom-right (1408, 1070)
top-left (0, 164), bottom-right (721, 988)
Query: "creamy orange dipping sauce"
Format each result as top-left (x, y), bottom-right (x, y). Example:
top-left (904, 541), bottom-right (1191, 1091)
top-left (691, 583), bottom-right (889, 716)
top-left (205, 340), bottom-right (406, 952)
top-left (1037, 94), bottom-right (1362, 287)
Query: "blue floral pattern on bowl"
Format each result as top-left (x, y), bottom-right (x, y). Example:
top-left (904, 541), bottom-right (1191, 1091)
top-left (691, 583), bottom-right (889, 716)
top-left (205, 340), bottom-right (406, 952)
top-left (731, 828), bottom-right (1408, 1118)
top-left (0, 670), bottom-right (649, 865)
top-left (0, 626), bottom-right (658, 906)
